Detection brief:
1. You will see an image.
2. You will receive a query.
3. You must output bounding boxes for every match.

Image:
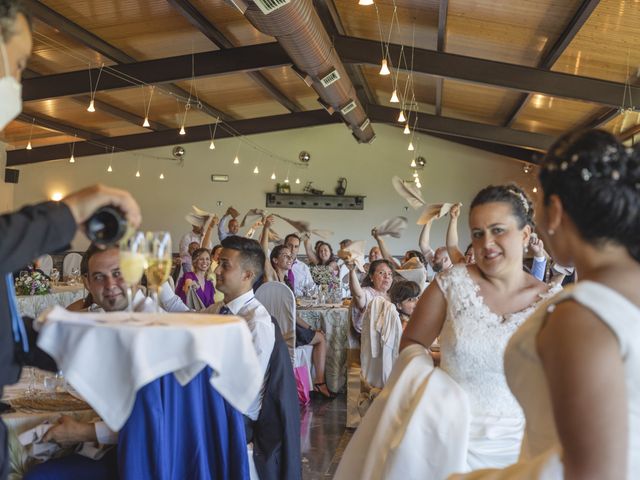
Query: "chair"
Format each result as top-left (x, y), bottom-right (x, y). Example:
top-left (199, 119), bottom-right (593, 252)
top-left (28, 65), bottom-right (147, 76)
top-left (62, 252), bottom-right (82, 279)
top-left (255, 282), bottom-right (313, 393)
top-left (37, 254), bottom-right (53, 276)
top-left (360, 296), bottom-right (403, 389)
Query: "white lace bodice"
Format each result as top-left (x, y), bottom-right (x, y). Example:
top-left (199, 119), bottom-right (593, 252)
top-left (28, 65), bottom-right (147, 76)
top-left (436, 265), bottom-right (561, 418)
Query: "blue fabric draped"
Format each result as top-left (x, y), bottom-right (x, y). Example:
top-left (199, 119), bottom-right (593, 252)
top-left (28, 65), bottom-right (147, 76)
top-left (117, 367), bottom-right (249, 480)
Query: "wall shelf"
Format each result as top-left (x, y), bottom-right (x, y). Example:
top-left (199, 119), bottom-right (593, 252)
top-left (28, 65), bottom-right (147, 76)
top-left (266, 193), bottom-right (365, 210)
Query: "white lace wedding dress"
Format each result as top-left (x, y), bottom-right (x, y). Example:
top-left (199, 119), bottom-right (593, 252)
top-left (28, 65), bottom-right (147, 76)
top-left (451, 281), bottom-right (640, 479)
top-left (335, 264), bottom-right (560, 480)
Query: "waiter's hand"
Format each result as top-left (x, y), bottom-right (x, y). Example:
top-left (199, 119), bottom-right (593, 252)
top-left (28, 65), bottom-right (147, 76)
top-left (63, 184), bottom-right (141, 229)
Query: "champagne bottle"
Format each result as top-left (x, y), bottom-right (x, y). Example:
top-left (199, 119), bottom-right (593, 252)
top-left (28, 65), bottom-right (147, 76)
top-left (85, 206), bottom-right (129, 247)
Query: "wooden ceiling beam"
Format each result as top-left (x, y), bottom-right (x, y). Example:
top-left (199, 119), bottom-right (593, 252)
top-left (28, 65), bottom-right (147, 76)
top-left (166, 0), bottom-right (301, 113)
top-left (367, 104), bottom-right (554, 151)
top-left (24, 0), bottom-right (233, 122)
top-left (16, 112), bottom-right (104, 141)
top-left (22, 43), bottom-right (290, 101)
top-left (504, 0), bottom-right (601, 127)
top-left (434, 0), bottom-right (449, 116)
top-left (7, 110), bottom-right (341, 166)
top-left (336, 36), bottom-right (636, 108)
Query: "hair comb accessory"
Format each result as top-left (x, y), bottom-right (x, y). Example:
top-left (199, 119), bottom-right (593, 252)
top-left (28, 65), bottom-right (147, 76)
top-left (581, 168), bottom-right (592, 181)
top-left (507, 189), bottom-right (529, 213)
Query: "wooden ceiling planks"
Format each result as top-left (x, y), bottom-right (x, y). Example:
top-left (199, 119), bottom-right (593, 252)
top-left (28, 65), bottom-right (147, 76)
top-left (188, 0), bottom-right (274, 46)
top-left (442, 80), bottom-right (522, 126)
top-left (333, 0), bottom-right (439, 50)
top-left (22, 97), bottom-right (148, 137)
top-left (0, 120), bottom-right (79, 150)
top-left (29, 18), bottom-right (116, 75)
top-left (552, 0), bottom-right (640, 84)
top-left (173, 75), bottom-right (290, 119)
top-left (39, 0), bottom-right (218, 60)
top-left (259, 67), bottom-right (320, 111)
top-left (512, 95), bottom-right (603, 136)
top-left (361, 66), bottom-right (438, 112)
top-left (446, 0), bottom-right (584, 66)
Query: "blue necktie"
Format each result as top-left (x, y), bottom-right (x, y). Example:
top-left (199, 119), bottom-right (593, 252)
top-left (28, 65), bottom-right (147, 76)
top-left (5, 273), bottom-right (29, 353)
top-left (219, 305), bottom-right (231, 315)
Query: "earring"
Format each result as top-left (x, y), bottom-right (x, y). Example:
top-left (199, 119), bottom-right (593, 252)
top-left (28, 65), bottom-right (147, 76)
top-left (547, 229), bottom-right (555, 236)
top-left (523, 245), bottom-right (529, 254)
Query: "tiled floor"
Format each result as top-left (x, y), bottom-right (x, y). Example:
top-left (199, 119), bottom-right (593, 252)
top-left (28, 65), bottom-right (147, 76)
top-left (301, 393), bottom-right (352, 479)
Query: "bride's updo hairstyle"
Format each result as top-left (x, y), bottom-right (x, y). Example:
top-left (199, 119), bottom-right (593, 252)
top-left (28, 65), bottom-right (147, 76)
top-left (539, 129), bottom-right (640, 262)
top-left (469, 184), bottom-right (535, 230)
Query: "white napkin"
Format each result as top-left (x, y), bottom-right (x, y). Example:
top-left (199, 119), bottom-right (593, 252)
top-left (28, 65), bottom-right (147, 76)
top-left (417, 203), bottom-right (455, 225)
top-left (240, 208), bottom-right (266, 227)
top-left (392, 176), bottom-right (425, 209)
top-left (337, 240), bottom-right (366, 273)
top-left (375, 216), bottom-right (408, 238)
top-left (36, 306), bottom-right (262, 431)
top-left (272, 214), bottom-right (334, 239)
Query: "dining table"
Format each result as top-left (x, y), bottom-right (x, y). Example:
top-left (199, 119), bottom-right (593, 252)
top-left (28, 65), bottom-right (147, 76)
top-left (297, 302), bottom-right (355, 394)
top-left (16, 284), bottom-right (85, 318)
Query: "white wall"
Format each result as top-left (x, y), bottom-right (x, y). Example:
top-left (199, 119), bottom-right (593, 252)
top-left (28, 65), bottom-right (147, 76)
top-left (12, 123), bottom-right (537, 254)
top-left (0, 142), bottom-right (15, 213)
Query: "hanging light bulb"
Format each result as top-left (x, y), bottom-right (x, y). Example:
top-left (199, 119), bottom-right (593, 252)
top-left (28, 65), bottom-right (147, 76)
top-left (233, 156), bottom-right (239, 165)
top-left (87, 99), bottom-right (95, 112)
top-left (532, 187), bottom-right (538, 193)
top-left (410, 158), bottom-right (417, 168)
top-left (209, 140), bottom-right (215, 150)
top-left (159, 173), bottom-right (165, 180)
top-left (379, 58), bottom-right (390, 76)
top-left (69, 154), bottom-right (75, 164)
top-left (107, 164), bottom-right (113, 173)
top-left (390, 89), bottom-right (399, 103)
top-left (179, 125), bottom-right (186, 135)
top-left (416, 181), bottom-right (422, 189)
top-left (284, 177), bottom-right (290, 184)
top-left (142, 117), bottom-right (150, 128)
top-left (135, 170), bottom-right (141, 178)
top-left (413, 170), bottom-right (419, 178)
top-left (295, 178), bottom-right (300, 184)
top-left (398, 110), bottom-right (406, 123)
top-left (403, 123), bottom-right (410, 134)
top-left (253, 166), bottom-right (259, 174)
top-left (408, 141), bottom-right (414, 151)
top-left (26, 141), bottom-right (32, 150)
top-left (358, 0), bottom-right (374, 5)
top-left (271, 172), bottom-right (276, 180)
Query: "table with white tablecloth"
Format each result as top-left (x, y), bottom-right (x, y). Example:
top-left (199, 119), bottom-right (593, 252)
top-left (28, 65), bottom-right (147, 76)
top-left (2, 370), bottom-right (96, 478)
top-left (297, 305), bottom-right (352, 393)
top-left (16, 285), bottom-right (85, 318)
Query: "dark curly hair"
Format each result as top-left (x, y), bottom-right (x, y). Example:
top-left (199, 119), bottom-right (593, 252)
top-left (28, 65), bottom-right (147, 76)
top-left (539, 129), bottom-right (640, 263)
top-left (470, 184), bottom-right (535, 230)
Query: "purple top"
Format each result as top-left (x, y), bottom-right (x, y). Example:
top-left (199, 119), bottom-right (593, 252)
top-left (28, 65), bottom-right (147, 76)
top-left (175, 271), bottom-right (216, 308)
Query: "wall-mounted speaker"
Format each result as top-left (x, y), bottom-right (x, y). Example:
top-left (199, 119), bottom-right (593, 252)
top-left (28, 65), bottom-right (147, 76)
top-left (4, 168), bottom-right (19, 184)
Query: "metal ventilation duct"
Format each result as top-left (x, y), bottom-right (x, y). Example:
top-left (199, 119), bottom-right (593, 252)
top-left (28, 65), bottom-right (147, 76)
top-left (229, 0), bottom-right (375, 143)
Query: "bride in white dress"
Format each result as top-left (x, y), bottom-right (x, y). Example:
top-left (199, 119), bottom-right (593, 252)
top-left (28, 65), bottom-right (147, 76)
top-left (335, 185), bottom-right (560, 480)
top-left (452, 129), bottom-right (640, 479)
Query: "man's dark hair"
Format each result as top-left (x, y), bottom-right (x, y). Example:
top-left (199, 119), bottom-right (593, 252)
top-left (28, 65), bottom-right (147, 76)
top-left (221, 235), bottom-right (265, 280)
top-left (81, 244), bottom-right (117, 276)
top-left (284, 233), bottom-right (300, 244)
top-left (389, 280), bottom-right (420, 306)
top-left (0, 0), bottom-right (32, 42)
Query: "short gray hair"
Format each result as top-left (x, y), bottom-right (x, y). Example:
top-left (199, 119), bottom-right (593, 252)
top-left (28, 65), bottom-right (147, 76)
top-left (0, 0), bottom-right (31, 43)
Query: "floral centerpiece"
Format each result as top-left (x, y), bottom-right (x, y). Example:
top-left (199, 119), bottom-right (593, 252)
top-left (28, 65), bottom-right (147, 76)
top-left (310, 265), bottom-right (342, 302)
top-left (15, 271), bottom-right (51, 296)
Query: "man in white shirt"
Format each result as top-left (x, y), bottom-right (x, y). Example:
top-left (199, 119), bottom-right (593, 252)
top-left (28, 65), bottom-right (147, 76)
top-left (284, 233), bottom-right (314, 297)
top-left (40, 245), bottom-right (190, 453)
top-left (217, 206), bottom-right (241, 242)
top-left (205, 236), bottom-right (275, 422)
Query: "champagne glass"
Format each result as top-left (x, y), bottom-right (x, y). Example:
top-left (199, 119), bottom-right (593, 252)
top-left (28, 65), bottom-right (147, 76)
top-left (145, 232), bottom-right (172, 312)
top-left (50, 268), bottom-right (60, 286)
top-left (119, 231), bottom-right (147, 312)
